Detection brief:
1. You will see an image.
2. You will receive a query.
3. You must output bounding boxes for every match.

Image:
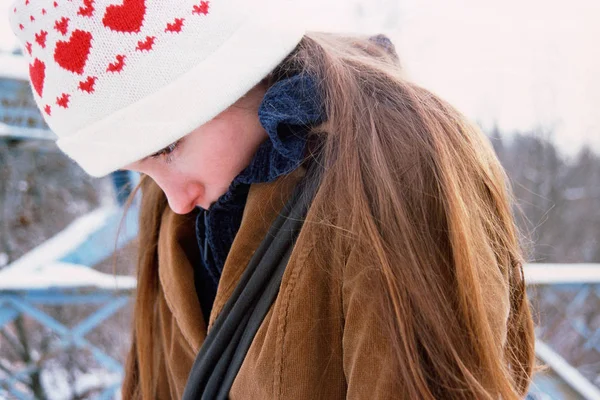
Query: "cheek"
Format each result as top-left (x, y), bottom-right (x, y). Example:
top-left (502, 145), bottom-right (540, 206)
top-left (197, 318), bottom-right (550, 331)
top-left (190, 138), bottom-right (239, 182)
top-left (174, 135), bottom-right (243, 203)
top-left (173, 112), bottom-right (265, 205)
top-left (196, 123), bottom-right (256, 178)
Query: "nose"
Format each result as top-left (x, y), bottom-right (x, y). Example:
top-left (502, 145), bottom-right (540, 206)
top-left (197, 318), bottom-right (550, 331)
top-left (162, 180), bottom-right (204, 215)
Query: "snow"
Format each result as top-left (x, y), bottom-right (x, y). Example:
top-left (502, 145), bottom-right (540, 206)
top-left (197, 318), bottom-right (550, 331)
top-left (0, 205), bottom-right (139, 292)
top-left (0, 52), bottom-right (28, 81)
top-left (40, 366), bottom-right (121, 400)
top-left (563, 187), bottom-right (587, 201)
top-left (0, 120), bottom-right (57, 140)
top-left (0, 261), bottom-right (136, 291)
top-left (1, 207), bottom-right (117, 275)
top-left (73, 370), bottom-right (121, 397)
top-left (535, 339), bottom-right (600, 400)
top-left (0, 121), bottom-right (12, 135)
top-left (524, 263), bottom-right (600, 285)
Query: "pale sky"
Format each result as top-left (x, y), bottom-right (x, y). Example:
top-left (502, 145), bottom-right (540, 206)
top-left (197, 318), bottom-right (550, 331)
top-left (1, 0), bottom-right (599, 159)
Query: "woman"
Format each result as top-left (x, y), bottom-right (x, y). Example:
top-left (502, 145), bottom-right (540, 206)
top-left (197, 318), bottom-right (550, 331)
top-left (10, 0), bottom-right (535, 398)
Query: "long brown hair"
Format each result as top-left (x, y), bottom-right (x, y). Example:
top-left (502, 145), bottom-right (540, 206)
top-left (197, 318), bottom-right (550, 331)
top-left (122, 32), bottom-right (536, 399)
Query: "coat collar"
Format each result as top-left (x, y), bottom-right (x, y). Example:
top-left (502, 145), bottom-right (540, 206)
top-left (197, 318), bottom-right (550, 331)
top-left (158, 207), bottom-right (206, 351)
top-left (207, 164), bottom-right (307, 331)
top-left (157, 163), bottom-right (308, 350)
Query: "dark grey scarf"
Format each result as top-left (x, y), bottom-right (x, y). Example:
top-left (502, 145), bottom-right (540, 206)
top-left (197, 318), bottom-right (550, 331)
top-left (183, 154), bottom-right (321, 400)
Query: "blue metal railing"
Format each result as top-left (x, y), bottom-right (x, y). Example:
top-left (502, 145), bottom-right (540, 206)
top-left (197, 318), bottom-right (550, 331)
top-left (525, 265), bottom-right (600, 399)
top-left (0, 171), bottom-right (139, 399)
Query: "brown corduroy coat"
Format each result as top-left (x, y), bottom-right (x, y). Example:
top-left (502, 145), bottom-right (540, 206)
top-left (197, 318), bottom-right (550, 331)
top-left (149, 164), bottom-right (510, 399)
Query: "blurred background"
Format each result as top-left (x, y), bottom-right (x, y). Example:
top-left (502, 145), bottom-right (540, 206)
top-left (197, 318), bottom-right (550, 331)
top-left (1, 0), bottom-right (599, 398)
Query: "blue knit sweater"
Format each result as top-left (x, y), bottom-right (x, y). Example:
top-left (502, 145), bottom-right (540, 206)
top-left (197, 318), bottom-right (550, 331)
top-left (194, 73), bottom-right (324, 322)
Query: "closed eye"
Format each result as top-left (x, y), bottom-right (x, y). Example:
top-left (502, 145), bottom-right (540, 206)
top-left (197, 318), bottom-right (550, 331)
top-left (149, 139), bottom-right (181, 163)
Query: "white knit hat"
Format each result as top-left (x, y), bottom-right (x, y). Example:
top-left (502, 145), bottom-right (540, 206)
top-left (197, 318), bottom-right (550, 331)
top-left (8, 0), bottom-right (307, 177)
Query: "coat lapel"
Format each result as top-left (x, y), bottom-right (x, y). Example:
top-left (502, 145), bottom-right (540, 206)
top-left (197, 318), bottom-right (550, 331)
top-left (158, 209), bottom-right (207, 353)
top-left (207, 165), bottom-right (307, 332)
top-left (156, 164), bottom-right (307, 351)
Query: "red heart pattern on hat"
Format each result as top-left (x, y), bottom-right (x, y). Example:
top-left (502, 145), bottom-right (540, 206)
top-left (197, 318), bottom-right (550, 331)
top-left (29, 58), bottom-right (46, 97)
top-left (102, 0), bottom-right (146, 33)
top-left (165, 18), bottom-right (185, 33)
top-left (193, 1), bottom-right (210, 15)
top-left (54, 17), bottom-right (69, 35)
top-left (77, 0), bottom-right (95, 17)
top-left (54, 29), bottom-right (93, 74)
top-left (56, 93), bottom-right (70, 108)
top-left (107, 54), bottom-right (126, 73)
top-left (35, 30), bottom-right (48, 48)
top-left (136, 36), bottom-right (155, 52)
top-left (78, 76), bottom-right (97, 93)
top-left (13, 0), bottom-right (212, 113)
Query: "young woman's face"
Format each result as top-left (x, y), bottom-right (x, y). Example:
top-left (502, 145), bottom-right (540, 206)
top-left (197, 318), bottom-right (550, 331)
top-left (124, 83), bottom-right (269, 214)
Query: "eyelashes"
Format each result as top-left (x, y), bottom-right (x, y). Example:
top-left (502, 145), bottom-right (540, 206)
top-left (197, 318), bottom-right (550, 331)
top-left (150, 139), bottom-right (181, 163)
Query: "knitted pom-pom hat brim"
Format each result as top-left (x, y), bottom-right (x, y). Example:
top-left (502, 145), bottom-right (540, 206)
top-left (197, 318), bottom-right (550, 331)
top-left (9, 0), bottom-right (308, 177)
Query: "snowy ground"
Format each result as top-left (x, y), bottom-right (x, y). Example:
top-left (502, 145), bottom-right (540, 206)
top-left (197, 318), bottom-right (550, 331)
top-left (40, 367), bottom-right (121, 400)
top-left (525, 263), bottom-right (600, 285)
top-left (0, 261), bottom-right (136, 291)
